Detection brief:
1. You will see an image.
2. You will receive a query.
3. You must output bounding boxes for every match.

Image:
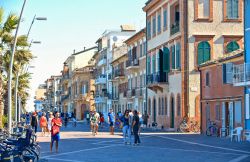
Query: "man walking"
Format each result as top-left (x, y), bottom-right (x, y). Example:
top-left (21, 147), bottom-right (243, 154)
top-left (132, 110), bottom-right (141, 146)
top-left (108, 108), bottom-right (115, 135)
top-left (31, 112), bottom-right (38, 133)
top-left (50, 112), bottom-right (62, 153)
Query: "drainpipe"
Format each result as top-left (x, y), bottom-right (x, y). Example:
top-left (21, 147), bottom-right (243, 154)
top-left (145, 11), bottom-right (148, 117)
top-left (198, 68), bottom-right (203, 134)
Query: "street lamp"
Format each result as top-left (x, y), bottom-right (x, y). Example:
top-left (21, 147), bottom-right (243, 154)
top-left (7, 0), bottom-right (27, 133)
top-left (27, 15), bottom-right (47, 38)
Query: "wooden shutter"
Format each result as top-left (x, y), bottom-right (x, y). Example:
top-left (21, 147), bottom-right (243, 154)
top-left (152, 55), bottom-right (156, 73)
top-left (163, 47), bottom-right (170, 72)
top-left (147, 56), bottom-right (151, 74)
top-left (176, 43), bottom-right (181, 69)
top-left (171, 45), bottom-right (175, 69)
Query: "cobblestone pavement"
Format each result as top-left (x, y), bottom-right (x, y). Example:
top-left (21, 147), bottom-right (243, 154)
top-left (37, 122), bottom-right (250, 162)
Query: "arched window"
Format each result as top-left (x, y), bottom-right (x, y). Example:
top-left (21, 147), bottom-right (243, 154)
top-left (197, 41), bottom-right (211, 65)
top-left (148, 99), bottom-right (151, 115)
top-left (177, 94), bottom-right (181, 116)
top-left (165, 97), bottom-right (168, 115)
top-left (162, 98), bottom-right (164, 115)
top-left (158, 98), bottom-right (161, 115)
top-left (227, 41), bottom-right (239, 53)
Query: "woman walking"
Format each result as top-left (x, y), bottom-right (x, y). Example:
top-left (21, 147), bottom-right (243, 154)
top-left (47, 112), bottom-right (54, 136)
top-left (40, 112), bottom-right (48, 136)
top-left (132, 110), bottom-right (141, 146)
top-left (121, 110), bottom-right (132, 145)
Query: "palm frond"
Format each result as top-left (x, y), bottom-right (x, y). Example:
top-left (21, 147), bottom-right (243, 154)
top-left (16, 35), bottom-right (28, 47)
top-left (0, 8), bottom-right (3, 27)
top-left (3, 13), bottom-right (18, 32)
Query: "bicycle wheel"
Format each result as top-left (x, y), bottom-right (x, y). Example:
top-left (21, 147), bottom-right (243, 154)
top-left (22, 148), bottom-right (37, 162)
top-left (193, 125), bottom-right (200, 133)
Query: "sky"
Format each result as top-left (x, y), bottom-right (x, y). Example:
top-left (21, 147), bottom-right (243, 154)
top-left (1, 0), bottom-right (146, 111)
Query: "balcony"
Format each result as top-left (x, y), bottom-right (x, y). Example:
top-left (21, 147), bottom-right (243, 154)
top-left (95, 75), bottom-right (106, 85)
top-left (108, 93), bottom-right (119, 101)
top-left (233, 63), bottom-right (250, 86)
top-left (94, 96), bottom-right (106, 104)
top-left (126, 59), bottom-right (139, 71)
top-left (113, 68), bottom-right (125, 80)
top-left (147, 72), bottom-right (168, 92)
top-left (170, 22), bottom-right (180, 36)
top-left (97, 57), bottom-right (107, 67)
top-left (136, 87), bottom-right (144, 98)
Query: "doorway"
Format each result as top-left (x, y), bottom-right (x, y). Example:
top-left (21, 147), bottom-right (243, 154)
top-left (170, 96), bottom-right (175, 128)
top-left (153, 98), bottom-right (156, 122)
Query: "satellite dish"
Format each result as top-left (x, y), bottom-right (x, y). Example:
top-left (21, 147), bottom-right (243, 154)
top-left (113, 36), bottom-right (118, 42)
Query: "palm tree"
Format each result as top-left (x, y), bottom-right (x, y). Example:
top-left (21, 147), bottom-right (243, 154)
top-left (0, 7), bottom-right (19, 128)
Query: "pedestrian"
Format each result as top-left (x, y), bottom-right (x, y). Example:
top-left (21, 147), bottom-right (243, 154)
top-left (94, 111), bottom-right (100, 134)
top-left (47, 112), bottom-right (54, 136)
top-left (132, 110), bottom-right (141, 146)
top-left (72, 117), bottom-right (77, 127)
top-left (100, 113), bottom-right (104, 128)
top-left (86, 112), bottom-right (90, 125)
top-left (25, 112), bottom-right (31, 125)
top-left (40, 112), bottom-right (48, 136)
top-left (138, 111), bottom-right (143, 135)
top-left (121, 110), bottom-right (132, 145)
top-left (31, 112), bottom-right (38, 133)
top-left (90, 111), bottom-right (98, 136)
top-left (108, 108), bottom-right (115, 135)
top-left (50, 112), bottom-right (62, 153)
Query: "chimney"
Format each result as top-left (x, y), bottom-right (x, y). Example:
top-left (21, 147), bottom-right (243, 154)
top-left (84, 47), bottom-right (86, 50)
top-left (73, 49), bottom-right (75, 54)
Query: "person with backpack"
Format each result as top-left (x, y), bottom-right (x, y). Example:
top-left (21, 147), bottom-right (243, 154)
top-left (121, 110), bottom-right (132, 145)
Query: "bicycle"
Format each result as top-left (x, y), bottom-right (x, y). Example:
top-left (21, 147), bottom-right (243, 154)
top-left (206, 120), bottom-right (219, 136)
top-left (189, 120), bottom-right (200, 133)
top-left (178, 118), bottom-right (189, 133)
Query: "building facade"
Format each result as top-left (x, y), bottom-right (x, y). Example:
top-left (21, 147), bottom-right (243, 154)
top-left (199, 50), bottom-right (244, 135)
top-left (143, 0), bottom-right (243, 129)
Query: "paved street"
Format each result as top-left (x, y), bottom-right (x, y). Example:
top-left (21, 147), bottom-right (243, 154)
top-left (37, 122), bottom-right (250, 162)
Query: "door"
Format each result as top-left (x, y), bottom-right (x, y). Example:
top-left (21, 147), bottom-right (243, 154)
top-left (206, 104), bottom-right (210, 129)
top-left (171, 97), bottom-right (175, 128)
top-left (229, 102), bottom-right (234, 134)
top-left (153, 98), bottom-right (156, 122)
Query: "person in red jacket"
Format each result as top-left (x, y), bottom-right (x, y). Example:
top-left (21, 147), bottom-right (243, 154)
top-left (50, 112), bottom-right (62, 153)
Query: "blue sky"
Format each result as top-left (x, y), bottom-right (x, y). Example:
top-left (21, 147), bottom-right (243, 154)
top-left (1, 0), bottom-right (146, 110)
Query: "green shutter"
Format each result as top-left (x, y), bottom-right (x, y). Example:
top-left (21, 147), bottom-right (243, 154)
top-left (171, 45), bottom-right (175, 69)
top-left (233, 0), bottom-right (239, 18)
top-left (176, 43), bottom-right (180, 69)
top-left (198, 42), bottom-right (210, 65)
top-left (203, 48), bottom-right (210, 62)
top-left (163, 47), bottom-right (170, 72)
top-left (152, 55), bottom-right (156, 73)
top-left (227, 41), bottom-right (239, 53)
top-left (227, 0), bottom-right (232, 18)
top-left (147, 56), bottom-right (151, 74)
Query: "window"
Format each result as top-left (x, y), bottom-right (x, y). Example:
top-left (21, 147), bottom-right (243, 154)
top-left (153, 16), bottom-right (156, 36)
top-left (140, 75), bottom-right (143, 88)
top-left (227, 41), bottom-right (239, 53)
top-left (163, 8), bottom-right (167, 30)
top-left (147, 20), bottom-right (151, 39)
top-left (222, 63), bottom-right (233, 84)
top-left (227, 0), bottom-right (239, 19)
top-left (176, 43), bottom-right (181, 69)
top-left (197, 41), bottom-right (211, 65)
top-left (177, 94), bottom-right (181, 116)
top-left (158, 98), bottom-right (161, 115)
top-left (215, 104), bottom-right (220, 120)
top-left (157, 13), bottom-right (161, 33)
top-left (206, 72), bottom-right (210, 86)
top-left (152, 55), bottom-right (156, 73)
top-left (171, 45), bottom-right (175, 69)
top-left (157, 52), bottom-right (160, 72)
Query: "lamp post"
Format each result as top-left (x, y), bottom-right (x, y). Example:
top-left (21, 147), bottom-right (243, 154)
top-left (7, 0), bottom-right (27, 133)
top-left (27, 15), bottom-right (47, 38)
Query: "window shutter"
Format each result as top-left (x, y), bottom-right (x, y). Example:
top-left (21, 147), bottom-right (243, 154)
top-left (223, 64), bottom-right (227, 84)
top-left (163, 47), bottom-right (170, 72)
top-left (176, 43), bottom-right (181, 69)
top-left (226, 63), bottom-right (233, 84)
top-left (147, 56), bottom-right (151, 74)
top-left (198, 47), bottom-right (203, 65)
top-left (233, 0), bottom-right (239, 18)
top-left (172, 45), bottom-right (175, 69)
top-left (203, 47), bottom-right (211, 62)
top-left (152, 55), bottom-right (156, 73)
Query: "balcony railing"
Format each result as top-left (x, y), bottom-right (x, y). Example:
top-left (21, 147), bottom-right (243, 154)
top-left (233, 63), bottom-right (250, 86)
top-left (114, 68), bottom-right (125, 78)
top-left (126, 59), bottom-right (139, 68)
top-left (94, 96), bottom-right (106, 103)
top-left (170, 22), bottom-right (180, 35)
top-left (147, 72), bottom-right (168, 85)
top-left (95, 74), bottom-right (106, 84)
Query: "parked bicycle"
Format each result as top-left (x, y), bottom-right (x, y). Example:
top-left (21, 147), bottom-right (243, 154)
top-left (0, 125), bottom-right (40, 162)
top-left (189, 120), bottom-right (200, 133)
top-left (206, 120), bottom-right (219, 136)
top-left (178, 117), bottom-right (189, 133)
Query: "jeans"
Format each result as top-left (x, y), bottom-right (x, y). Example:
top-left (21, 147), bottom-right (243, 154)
top-left (32, 125), bottom-right (37, 133)
top-left (133, 127), bottom-right (140, 144)
top-left (122, 125), bottom-right (131, 143)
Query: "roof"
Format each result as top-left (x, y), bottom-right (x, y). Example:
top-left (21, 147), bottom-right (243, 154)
top-left (124, 28), bottom-right (146, 44)
top-left (198, 49), bottom-right (244, 68)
